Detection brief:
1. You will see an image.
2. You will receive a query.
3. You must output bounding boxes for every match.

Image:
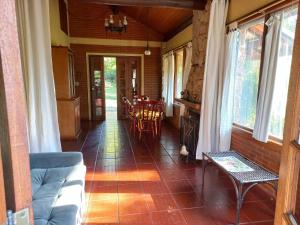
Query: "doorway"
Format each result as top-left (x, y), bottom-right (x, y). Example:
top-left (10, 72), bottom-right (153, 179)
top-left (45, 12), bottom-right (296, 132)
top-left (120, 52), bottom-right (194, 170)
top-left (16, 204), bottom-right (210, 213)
top-left (104, 57), bottom-right (117, 119)
top-left (88, 54), bottom-right (142, 121)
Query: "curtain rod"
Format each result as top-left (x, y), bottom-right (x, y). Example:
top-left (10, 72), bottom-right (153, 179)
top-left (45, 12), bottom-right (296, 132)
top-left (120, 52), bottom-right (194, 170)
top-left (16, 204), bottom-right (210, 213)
top-left (162, 40), bottom-right (192, 56)
top-left (229, 0), bottom-right (298, 25)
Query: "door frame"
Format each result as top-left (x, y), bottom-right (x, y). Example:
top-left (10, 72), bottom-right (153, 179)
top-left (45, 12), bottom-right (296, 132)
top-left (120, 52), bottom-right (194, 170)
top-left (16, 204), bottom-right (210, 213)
top-left (88, 55), bottom-right (106, 121)
top-left (86, 52), bottom-right (144, 120)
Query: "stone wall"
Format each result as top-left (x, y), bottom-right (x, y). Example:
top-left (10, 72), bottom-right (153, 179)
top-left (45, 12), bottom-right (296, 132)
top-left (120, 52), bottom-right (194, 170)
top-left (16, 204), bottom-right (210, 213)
top-left (185, 2), bottom-right (211, 103)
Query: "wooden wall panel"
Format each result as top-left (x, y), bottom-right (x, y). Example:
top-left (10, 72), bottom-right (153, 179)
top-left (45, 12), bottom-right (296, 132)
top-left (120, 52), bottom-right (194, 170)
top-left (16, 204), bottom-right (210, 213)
top-left (71, 44), bottom-right (161, 119)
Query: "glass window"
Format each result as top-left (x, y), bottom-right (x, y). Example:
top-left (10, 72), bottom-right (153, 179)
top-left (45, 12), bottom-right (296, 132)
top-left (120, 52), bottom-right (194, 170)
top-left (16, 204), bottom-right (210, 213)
top-left (269, 6), bottom-right (298, 139)
top-left (233, 19), bottom-right (264, 128)
top-left (175, 50), bottom-right (184, 99)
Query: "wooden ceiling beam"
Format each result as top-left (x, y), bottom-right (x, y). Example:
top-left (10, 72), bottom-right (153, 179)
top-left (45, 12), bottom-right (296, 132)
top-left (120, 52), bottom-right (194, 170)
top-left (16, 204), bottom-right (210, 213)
top-left (83, 0), bottom-right (207, 10)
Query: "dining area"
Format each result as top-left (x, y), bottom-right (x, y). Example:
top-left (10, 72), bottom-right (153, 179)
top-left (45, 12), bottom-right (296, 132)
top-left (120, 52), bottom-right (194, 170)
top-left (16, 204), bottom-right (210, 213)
top-left (122, 95), bottom-right (165, 140)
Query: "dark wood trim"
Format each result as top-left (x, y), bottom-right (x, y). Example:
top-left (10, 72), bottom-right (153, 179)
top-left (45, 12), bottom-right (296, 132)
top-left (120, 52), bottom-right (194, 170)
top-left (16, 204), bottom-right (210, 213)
top-left (0, 0), bottom-right (33, 223)
top-left (162, 40), bottom-right (192, 56)
top-left (165, 17), bottom-right (193, 41)
top-left (59, 0), bottom-right (69, 35)
top-left (292, 140), bottom-right (300, 151)
top-left (83, 0), bottom-right (207, 10)
top-left (234, 0), bottom-right (299, 26)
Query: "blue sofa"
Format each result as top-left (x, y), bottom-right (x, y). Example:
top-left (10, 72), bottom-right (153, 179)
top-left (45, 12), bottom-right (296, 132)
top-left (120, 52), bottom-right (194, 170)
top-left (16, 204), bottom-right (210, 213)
top-left (30, 152), bottom-right (86, 225)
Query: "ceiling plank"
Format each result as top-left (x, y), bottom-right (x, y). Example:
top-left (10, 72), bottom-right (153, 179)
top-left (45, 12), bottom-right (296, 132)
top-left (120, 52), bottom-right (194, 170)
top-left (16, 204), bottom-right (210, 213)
top-left (165, 16), bottom-right (193, 41)
top-left (82, 0), bottom-right (207, 10)
top-left (119, 6), bottom-right (193, 37)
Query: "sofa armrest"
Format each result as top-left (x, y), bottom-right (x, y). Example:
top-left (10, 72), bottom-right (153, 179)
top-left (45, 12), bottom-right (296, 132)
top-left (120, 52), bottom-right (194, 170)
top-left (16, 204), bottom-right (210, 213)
top-left (30, 152), bottom-right (84, 169)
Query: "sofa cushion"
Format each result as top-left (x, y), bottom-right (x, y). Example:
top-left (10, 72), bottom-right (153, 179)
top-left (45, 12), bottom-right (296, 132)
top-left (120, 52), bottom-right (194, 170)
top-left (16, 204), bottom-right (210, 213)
top-left (31, 164), bottom-right (86, 225)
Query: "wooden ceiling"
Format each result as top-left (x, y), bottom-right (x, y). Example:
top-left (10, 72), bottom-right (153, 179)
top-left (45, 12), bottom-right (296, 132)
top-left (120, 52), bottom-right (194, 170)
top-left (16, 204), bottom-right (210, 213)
top-left (120, 6), bottom-right (193, 40)
top-left (82, 0), bottom-right (206, 40)
top-left (84, 0), bottom-right (206, 10)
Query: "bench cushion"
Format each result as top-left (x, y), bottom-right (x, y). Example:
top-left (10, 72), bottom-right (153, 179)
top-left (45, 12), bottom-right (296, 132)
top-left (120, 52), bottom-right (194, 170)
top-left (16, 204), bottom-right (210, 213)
top-left (31, 161), bottom-right (86, 225)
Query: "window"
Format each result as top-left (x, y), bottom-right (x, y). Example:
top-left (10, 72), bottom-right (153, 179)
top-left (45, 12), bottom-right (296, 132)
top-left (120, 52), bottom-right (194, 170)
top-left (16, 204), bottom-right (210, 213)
top-left (233, 19), bottom-right (264, 128)
top-left (269, 6), bottom-right (298, 139)
top-left (175, 50), bottom-right (184, 99)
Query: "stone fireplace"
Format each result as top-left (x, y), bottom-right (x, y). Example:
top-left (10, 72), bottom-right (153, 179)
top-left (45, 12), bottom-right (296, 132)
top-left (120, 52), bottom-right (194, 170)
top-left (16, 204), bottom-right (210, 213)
top-left (176, 2), bottom-right (211, 158)
top-left (184, 2), bottom-right (211, 103)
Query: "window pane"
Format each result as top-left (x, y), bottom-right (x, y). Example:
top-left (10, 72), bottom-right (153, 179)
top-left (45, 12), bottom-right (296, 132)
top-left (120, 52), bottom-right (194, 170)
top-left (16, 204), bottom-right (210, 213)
top-left (233, 19), bottom-right (264, 128)
top-left (270, 6), bottom-right (298, 139)
top-left (175, 50), bottom-right (184, 98)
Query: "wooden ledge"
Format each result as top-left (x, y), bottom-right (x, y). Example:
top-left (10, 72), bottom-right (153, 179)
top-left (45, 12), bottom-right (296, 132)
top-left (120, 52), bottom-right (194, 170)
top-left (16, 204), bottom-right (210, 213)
top-left (174, 98), bottom-right (201, 111)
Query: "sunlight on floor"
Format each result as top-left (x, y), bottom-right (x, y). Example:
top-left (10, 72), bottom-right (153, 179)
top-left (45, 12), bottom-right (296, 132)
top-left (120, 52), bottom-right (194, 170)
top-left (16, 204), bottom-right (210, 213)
top-left (85, 170), bottom-right (161, 182)
top-left (85, 193), bottom-right (156, 223)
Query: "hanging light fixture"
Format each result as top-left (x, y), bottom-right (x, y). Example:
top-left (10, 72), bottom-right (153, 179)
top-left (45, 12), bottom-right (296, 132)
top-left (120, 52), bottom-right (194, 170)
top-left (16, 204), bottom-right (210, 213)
top-left (144, 40), bottom-right (151, 56)
top-left (144, 9), bottom-right (151, 56)
top-left (104, 6), bottom-right (128, 33)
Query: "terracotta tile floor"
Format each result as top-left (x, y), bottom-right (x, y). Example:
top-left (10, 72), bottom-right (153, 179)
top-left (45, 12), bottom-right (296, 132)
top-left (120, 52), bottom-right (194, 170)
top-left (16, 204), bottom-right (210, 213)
top-left (62, 112), bottom-right (276, 225)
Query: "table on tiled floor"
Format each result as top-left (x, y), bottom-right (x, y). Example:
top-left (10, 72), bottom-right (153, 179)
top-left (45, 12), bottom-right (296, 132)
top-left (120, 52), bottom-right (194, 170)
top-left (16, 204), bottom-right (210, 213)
top-left (202, 151), bottom-right (279, 225)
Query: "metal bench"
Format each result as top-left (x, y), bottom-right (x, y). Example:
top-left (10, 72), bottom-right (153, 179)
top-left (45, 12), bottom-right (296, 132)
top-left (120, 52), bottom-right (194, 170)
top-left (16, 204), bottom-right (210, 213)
top-left (202, 151), bottom-right (279, 225)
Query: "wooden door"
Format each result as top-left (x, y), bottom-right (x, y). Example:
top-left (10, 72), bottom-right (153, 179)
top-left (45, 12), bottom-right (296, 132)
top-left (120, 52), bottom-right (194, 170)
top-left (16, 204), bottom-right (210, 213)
top-left (89, 55), bottom-right (105, 120)
top-left (116, 57), bottom-right (141, 119)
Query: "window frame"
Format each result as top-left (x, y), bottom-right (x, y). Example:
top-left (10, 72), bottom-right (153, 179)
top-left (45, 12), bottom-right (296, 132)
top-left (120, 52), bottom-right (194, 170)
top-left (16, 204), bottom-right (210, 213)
top-left (233, 17), bottom-right (265, 130)
top-left (174, 48), bottom-right (185, 100)
top-left (233, 3), bottom-right (298, 142)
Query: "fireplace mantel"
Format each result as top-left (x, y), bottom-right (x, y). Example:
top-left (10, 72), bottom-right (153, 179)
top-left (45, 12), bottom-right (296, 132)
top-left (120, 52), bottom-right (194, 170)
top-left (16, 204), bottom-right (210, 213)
top-left (175, 98), bottom-right (201, 112)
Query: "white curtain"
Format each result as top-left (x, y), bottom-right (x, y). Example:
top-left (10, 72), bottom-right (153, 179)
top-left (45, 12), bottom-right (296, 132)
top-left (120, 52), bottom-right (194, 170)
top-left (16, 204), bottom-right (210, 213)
top-left (17, 0), bottom-right (62, 153)
top-left (183, 42), bottom-right (193, 90)
top-left (219, 29), bottom-right (239, 151)
top-left (162, 56), bottom-right (168, 102)
top-left (196, 0), bottom-right (228, 159)
top-left (162, 52), bottom-right (175, 117)
top-left (253, 14), bottom-right (282, 142)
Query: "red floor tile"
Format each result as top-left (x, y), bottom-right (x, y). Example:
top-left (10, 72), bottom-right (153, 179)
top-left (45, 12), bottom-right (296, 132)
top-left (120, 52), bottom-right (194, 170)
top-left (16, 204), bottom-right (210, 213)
top-left (166, 180), bottom-right (194, 194)
top-left (242, 201), bottom-right (274, 222)
top-left (83, 216), bottom-right (119, 225)
top-left (118, 193), bottom-right (149, 215)
top-left (62, 117), bottom-right (276, 225)
top-left (172, 192), bottom-right (204, 209)
top-left (151, 210), bottom-right (186, 225)
top-left (181, 207), bottom-right (216, 225)
top-left (142, 181), bottom-right (170, 194)
top-left (118, 182), bottom-right (144, 194)
top-left (159, 168), bottom-right (188, 181)
top-left (119, 213), bottom-right (152, 225)
top-left (92, 184), bottom-right (118, 194)
top-left (87, 198), bottom-right (118, 218)
top-left (212, 203), bottom-right (250, 224)
top-left (146, 193), bottom-right (178, 212)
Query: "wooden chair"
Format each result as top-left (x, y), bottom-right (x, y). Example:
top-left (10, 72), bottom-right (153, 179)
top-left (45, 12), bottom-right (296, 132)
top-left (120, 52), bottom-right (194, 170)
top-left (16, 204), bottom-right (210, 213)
top-left (127, 100), bottom-right (138, 137)
top-left (135, 100), bottom-right (163, 139)
top-left (134, 95), bottom-right (149, 101)
top-left (155, 101), bottom-right (164, 136)
top-left (121, 96), bottom-right (129, 118)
